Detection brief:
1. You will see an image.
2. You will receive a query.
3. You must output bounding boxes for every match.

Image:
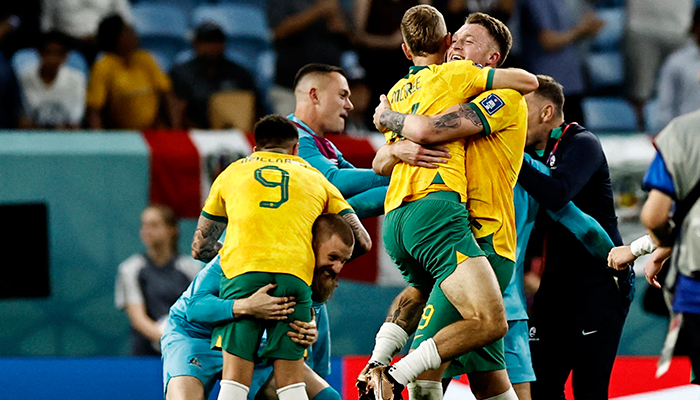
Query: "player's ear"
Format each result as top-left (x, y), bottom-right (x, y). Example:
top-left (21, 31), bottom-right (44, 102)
top-left (489, 51), bottom-right (501, 67)
top-left (401, 43), bottom-right (413, 61)
top-left (253, 145), bottom-right (257, 152)
top-left (541, 104), bottom-right (554, 123)
top-left (310, 87), bottom-right (320, 104)
top-left (292, 142), bottom-right (300, 156)
top-left (444, 33), bottom-right (451, 50)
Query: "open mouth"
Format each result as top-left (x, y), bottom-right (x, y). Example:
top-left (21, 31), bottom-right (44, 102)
top-left (451, 55), bottom-right (464, 61)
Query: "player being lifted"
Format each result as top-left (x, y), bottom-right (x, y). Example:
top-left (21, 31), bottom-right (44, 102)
top-left (191, 115), bottom-right (371, 400)
top-left (358, 6), bottom-right (537, 400)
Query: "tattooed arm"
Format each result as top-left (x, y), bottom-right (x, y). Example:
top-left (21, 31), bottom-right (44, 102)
top-left (191, 215), bottom-right (226, 262)
top-left (342, 212), bottom-right (373, 259)
top-left (384, 286), bottom-right (430, 334)
top-left (373, 95), bottom-right (484, 145)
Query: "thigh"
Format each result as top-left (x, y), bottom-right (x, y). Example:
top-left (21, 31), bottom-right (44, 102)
top-left (162, 330), bottom-right (222, 400)
top-left (571, 283), bottom-right (627, 399)
top-left (443, 338), bottom-right (505, 378)
top-left (411, 283), bottom-right (463, 350)
top-left (261, 274), bottom-right (313, 361)
top-left (504, 320), bottom-right (536, 385)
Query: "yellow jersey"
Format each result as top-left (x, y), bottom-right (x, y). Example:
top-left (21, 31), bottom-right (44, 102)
top-left (86, 50), bottom-right (172, 130)
top-left (384, 61), bottom-right (495, 213)
top-left (464, 89), bottom-right (528, 261)
top-left (201, 151), bottom-right (353, 285)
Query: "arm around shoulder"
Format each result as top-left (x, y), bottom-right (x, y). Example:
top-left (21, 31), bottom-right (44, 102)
top-left (342, 212), bottom-right (372, 259)
top-left (490, 68), bottom-right (539, 94)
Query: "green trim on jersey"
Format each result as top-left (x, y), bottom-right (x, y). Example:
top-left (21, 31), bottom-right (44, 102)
top-left (468, 102), bottom-right (491, 136)
top-left (338, 208), bottom-right (355, 216)
top-left (201, 211), bottom-right (228, 223)
top-left (405, 65), bottom-right (430, 79)
top-left (486, 69), bottom-right (495, 91)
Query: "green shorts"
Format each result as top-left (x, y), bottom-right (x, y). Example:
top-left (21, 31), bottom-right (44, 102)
top-left (476, 234), bottom-right (515, 294)
top-left (442, 235), bottom-right (514, 377)
top-left (211, 272), bottom-right (312, 362)
top-left (383, 191), bottom-right (486, 294)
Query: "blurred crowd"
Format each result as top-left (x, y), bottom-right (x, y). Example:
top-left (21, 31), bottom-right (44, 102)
top-left (0, 0), bottom-right (698, 135)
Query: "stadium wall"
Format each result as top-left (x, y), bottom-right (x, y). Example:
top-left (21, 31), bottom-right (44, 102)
top-left (0, 130), bottom-right (664, 358)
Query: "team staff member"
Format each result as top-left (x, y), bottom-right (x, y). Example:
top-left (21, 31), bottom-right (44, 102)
top-left (359, 6), bottom-right (537, 400)
top-left (640, 109), bottom-right (700, 385)
top-left (517, 75), bottom-right (633, 400)
top-left (288, 63), bottom-right (390, 219)
top-left (163, 214), bottom-right (356, 400)
top-left (191, 115), bottom-right (371, 400)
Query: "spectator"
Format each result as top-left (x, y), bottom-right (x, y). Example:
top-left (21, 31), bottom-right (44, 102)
top-left (86, 15), bottom-right (181, 130)
top-left (625, 0), bottom-right (694, 125)
top-left (352, 0), bottom-right (418, 127)
top-left (41, 0), bottom-right (131, 64)
top-left (649, 7), bottom-right (700, 135)
top-left (115, 204), bottom-right (200, 356)
top-left (17, 31), bottom-right (86, 129)
top-left (267, 0), bottom-right (350, 115)
top-left (170, 22), bottom-right (260, 129)
top-left (519, 0), bottom-right (604, 124)
top-left (1, 1), bottom-right (42, 56)
top-left (0, 54), bottom-right (23, 129)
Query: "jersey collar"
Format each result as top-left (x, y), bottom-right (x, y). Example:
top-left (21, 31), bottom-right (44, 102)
top-left (287, 113), bottom-right (318, 137)
top-left (404, 65), bottom-right (429, 79)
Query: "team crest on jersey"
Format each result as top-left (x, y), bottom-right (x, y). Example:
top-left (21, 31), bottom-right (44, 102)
top-left (188, 357), bottom-right (202, 368)
top-left (480, 93), bottom-right (504, 115)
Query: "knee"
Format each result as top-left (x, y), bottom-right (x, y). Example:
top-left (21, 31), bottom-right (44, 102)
top-left (483, 306), bottom-right (508, 341)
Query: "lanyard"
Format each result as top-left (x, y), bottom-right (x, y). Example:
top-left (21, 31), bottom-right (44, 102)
top-left (289, 120), bottom-right (339, 162)
top-left (546, 122), bottom-right (578, 166)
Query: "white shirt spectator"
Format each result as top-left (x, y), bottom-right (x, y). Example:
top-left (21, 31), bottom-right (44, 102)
top-left (18, 63), bottom-right (86, 128)
top-left (41, 0), bottom-right (132, 39)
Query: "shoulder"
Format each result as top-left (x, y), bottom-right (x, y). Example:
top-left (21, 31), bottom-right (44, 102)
top-left (566, 126), bottom-right (603, 152)
top-left (60, 65), bottom-right (87, 84)
top-left (435, 60), bottom-right (485, 74)
top-left (118, 254), bottom-right (147, 275)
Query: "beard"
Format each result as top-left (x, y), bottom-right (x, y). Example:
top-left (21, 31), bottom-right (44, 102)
top-left (311, 273), bottom-right (336, 303)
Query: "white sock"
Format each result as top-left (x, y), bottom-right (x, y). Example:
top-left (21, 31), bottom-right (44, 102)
top-left (388, 339), bottom-right (442, 386)
top-left (276, 382), bottom-right (308, 400)
top-left (483, 386), bottom-right (517, 400)
top-left (408, 380), bottom-right (443, 400)
top-left (218, 380), bottom-right (249, 400)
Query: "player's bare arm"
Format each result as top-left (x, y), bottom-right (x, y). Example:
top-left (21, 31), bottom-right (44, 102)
top-left (490, 68), bottom-right (539, 94)
top-left (191, 215), bottom-right (226, 262)
top-left (640, 189), bottom-right (675, 246)
top-left (342, 212), bottom-right (372, 259)
top-left (372, 142), bottom-right (450, 176)
top-left (644, 246), bottom-right (672, 289)
top-left (382, 103), bottom-right (484, 145)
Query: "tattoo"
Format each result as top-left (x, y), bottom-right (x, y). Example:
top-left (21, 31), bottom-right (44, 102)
top-left (385, 287), bottom-right (428, 333)
top-left (380, 111), bottom-right (406, 134)
top-left (191, 216), bottom-right (226, 262)
top-left (433, 103), bottom-right (483, 131)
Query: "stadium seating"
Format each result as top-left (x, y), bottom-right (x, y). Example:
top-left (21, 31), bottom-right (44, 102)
top-left (582, 97), bottom-right (638, 132)
top-left (11, 48), bottom-right (89, 76)
top-left (132, 3), bottom-right (189, 70)
top-left (191, 4), bottom-right (271, 42)
top-left (592, 7), bottom-right (625, 51)
top-left (585, 50), bottom-right (625, 91)
top-left (131, 0), bottom-right (202, 15)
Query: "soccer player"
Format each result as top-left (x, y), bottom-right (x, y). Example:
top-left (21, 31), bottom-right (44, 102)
top-left (163, 214), bottom-right (355, 400)
top-left (288, 63), bottom-right (390, 219)
top-left (191, 115), bottom-right (371, 400)
top-left (358, 6), bottom-right (537, 400)
top-left (370, 14), bottom-right (617, 400)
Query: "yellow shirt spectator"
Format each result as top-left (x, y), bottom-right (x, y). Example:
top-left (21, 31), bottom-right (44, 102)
top-left (87, 50), bottom-right (171, 130)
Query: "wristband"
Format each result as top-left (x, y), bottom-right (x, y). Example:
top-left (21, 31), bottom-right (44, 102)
top-left (630, 234), bottom-right (656, 257)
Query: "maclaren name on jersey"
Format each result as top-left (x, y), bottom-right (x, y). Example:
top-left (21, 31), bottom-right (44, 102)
top-left (390, 77), bottom-right (422, 103)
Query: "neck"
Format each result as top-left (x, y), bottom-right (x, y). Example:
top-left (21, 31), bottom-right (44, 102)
top-left (293, 108), bottom-right (323, 137)
top-left (413, 53), bottom-right (445, 66)
top-left (259, 147), bottom-right (290, 154)
top-left (147, 246), bottom-right (173, 267)
top-left (39, 65), bottom-right (58, 85)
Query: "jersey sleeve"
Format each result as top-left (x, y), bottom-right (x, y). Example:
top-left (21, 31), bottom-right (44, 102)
top-left (321, 176), bottom-right (354, 215)
top-left (466, 89), bottom-right (523, 136)
top-left (201, 173), bottom-right (228, 221)
top-left (642, 151), bottom-right (677, 199)
top-left (441, 61), bottom-right (495, 100)
top-left (185, 261), bottom-right (235, 324)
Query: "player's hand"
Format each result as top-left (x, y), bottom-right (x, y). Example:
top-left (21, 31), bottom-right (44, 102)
top-left (644, 246), bottom-right (672, 289)
top-left (373, 95), bottom-right (393, 133)
top-left (288, 314), bottom-right (317, 347)
top-left (235, 284), bottom-right (295, 320)
top-left (391, 140), bottom-right (450, 169)
top-left (357, 362), bottom-right (378, 400)
top-left (607, 245), bottom-right (636, 270)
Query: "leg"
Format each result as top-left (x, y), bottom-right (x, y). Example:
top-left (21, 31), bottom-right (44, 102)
top-left (467, 370), bottom-right (514, 400)
top-left (257, 363), bottom-right (338, 400)
top-left (513, 383), bottom-right (531, 400)
top-left (219, 351), bottom-right (255, 400)
top-left (504, 320), bottom-right (535, 400)
top-left (166, 376), bottom-right (206, 400)
top-left (273, 359), bottom-right (309, 400)
top-left (571, 281), bottom-right (627, 400)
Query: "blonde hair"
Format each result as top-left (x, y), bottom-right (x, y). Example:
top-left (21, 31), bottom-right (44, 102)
top-left (465, 12), bottom-right (513, 67)
top-left (400, 5), bottom-right (447, 57)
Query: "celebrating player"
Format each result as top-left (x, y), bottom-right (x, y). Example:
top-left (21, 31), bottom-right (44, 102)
top-left (191, 115), bottom-right (370, 400)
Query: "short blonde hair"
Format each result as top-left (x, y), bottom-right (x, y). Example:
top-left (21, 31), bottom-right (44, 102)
top-left (465, 12), bottom-right (512, 67)
top-left (400, 5), bottom-right (447, 57)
